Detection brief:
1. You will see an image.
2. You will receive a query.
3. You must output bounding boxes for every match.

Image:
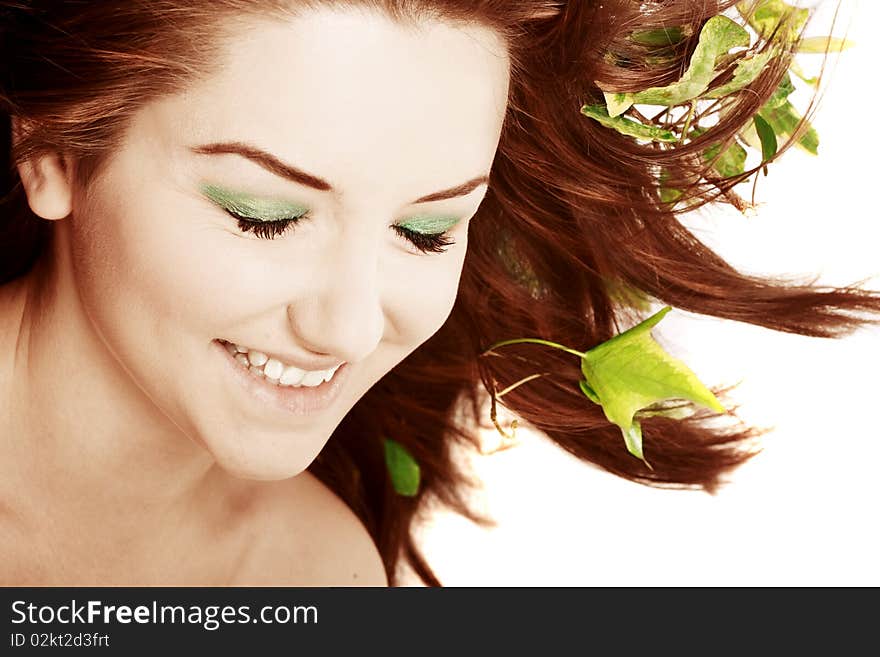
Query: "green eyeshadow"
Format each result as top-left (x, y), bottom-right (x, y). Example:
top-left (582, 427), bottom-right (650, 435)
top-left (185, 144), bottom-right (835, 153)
top-left (199, 183), bottom-right (310, 221)
top-left (396, 214), bottom-right (461, 234)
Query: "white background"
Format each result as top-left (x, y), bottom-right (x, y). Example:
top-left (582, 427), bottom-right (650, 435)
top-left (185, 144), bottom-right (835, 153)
top-left (403, 0), bottom-right (879, 586)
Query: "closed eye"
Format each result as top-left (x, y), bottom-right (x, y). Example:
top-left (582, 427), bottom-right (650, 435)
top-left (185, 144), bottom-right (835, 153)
top-left (392, 224), bottom-right (456, 254)
top-left (224, 208), bottom-right (308, 240)
top-left (222, 205), bottom-right (458, 254)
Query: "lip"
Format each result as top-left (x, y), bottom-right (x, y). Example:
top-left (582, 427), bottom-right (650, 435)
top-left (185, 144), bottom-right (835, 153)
top-left (213, 339), bottom-right (349, 416)
top-left (222, 341), bottom-right (344, 373)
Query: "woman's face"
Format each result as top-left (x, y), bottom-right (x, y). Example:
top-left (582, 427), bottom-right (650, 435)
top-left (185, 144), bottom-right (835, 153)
top-left (64, 7), bottom-right (510, 479)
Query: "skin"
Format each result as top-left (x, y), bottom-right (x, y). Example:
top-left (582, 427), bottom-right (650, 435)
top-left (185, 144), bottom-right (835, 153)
top-left (0, 6), bottom-right (510, 584)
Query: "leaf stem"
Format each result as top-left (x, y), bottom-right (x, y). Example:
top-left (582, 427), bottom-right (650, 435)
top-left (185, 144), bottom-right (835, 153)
top-left (487, 377), bottom-right (518, 444)
top-left (496, 372), bottom-right (550, 398)
top-left (680, 100), bottom-right (697, 143)
top-left (483, 338), bottom-right (588, 359)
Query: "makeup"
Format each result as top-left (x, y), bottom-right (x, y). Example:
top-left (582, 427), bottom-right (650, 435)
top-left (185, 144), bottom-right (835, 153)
top-left (199, 182), bottom-right (310, 220)
top-left (396, 214), bottom-right (461, 234)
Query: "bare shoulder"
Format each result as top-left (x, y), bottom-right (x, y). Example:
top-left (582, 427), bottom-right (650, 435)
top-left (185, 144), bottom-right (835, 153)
top-left (234, 470), bottom-right (388, 587)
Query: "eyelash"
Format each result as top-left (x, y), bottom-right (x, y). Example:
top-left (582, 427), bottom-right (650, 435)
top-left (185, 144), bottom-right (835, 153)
top-left (226, 210), bottom-right (302, 240)
top-left (391, 225), bottom-right (456, 254)
top-left (225, 209), bottom-right (456, 254)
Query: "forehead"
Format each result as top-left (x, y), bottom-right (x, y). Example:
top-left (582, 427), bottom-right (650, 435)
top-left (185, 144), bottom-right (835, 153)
top-left (150, 6), bottom-right (511, 200)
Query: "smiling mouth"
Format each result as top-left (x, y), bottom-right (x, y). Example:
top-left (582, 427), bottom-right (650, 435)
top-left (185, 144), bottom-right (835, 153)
top-left (218, 339), bottom-right (343, 388)
top-left (214, 339), bottom-right (349, 416)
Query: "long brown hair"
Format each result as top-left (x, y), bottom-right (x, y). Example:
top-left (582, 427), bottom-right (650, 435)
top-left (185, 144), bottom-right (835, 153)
top-left (2, 0), bottom-right (877, 586)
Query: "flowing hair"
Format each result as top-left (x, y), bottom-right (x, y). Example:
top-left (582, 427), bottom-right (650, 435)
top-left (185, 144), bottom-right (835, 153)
top-left (1, 0), bottom-right (876, 586)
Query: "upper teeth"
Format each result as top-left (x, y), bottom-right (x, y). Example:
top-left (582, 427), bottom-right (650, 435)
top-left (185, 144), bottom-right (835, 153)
top-left (223, 341), bottom-right (342, 387)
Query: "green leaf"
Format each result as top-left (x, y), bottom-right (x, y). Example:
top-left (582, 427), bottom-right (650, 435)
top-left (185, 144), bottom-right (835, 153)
top-left (630, 15), bottom-right (750, 106)
top-left (753, 113), bottom-right (777, 163)
top-left (796, 36), bottom-right (856, 54)
top-left (581, 105), bottom-right (678, 142)
top-left (657, 168), bottom-right (684, 205)
top-left (690, 125), bottom-right (747, 178)
top-left (645, 53), bottom-right (679, 67)
top-left (496, 230), bottom-right (545, 300)
top-left (736, 0), bottom-right (809, 44)
top-left (764, 72), bottom-right (796, 109)
top-left (758, 98), bottom-right (819, 155)
top-left (579, 379), bottom-right (601, 404)
top-left (603, 91), bottom-right (634, 118)
top-left (737, 118), bottom-right (761, 150)
top-left (605, 279), bottom-right (654, 312)
top-left (704, 48), bottom-right (777, 98)
top-left (484, 306), bottom-right (727, 465)
top-left (637, 400), bottom-right (697, 421)
top-left (621, 423), bottom-right (646, 464)
top-left (704, 139), bottom-right (748, 178)
top-left (660, 186), bottom-right (683, 204)
top-left (629, 26), bottom-right (689, 47)
top-left (579, 306), bottom-right (726, 464)
top-left (383, 437), bottom-right (420, 497)
top-left (789, 61), bottom-right (819, 86)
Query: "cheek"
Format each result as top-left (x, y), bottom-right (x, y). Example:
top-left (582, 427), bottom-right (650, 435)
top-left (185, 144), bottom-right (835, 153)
top-left (68, 182), bottom-right (238, 349)
top-left (388, 245), bottom-right (467, 346)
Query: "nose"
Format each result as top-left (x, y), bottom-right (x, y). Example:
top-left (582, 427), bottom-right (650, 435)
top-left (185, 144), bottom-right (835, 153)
top-left (285, 237), bottom-right (385, 364)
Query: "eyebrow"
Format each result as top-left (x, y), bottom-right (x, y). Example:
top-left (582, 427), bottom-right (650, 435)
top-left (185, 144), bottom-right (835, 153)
top-left (190, 141), bottom-right (490, 204)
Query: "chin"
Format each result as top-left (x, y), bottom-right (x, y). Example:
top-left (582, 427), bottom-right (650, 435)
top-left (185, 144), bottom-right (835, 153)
top-left (217, 458), bottom-right (310, 482)
top-left (208, 444), bottom-right (318, 482)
